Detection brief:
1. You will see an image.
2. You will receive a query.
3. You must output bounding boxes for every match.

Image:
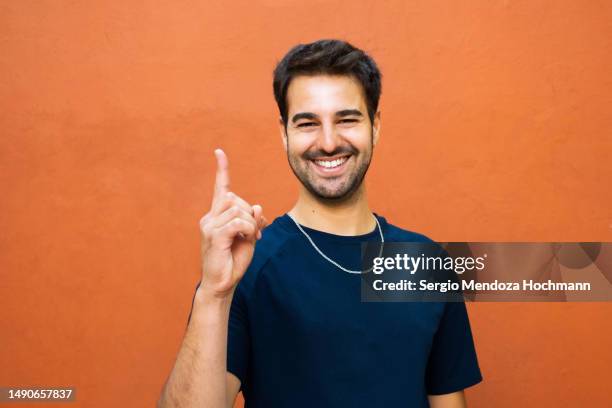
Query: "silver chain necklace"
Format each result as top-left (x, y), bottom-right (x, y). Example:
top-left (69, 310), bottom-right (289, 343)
top-left (286, 213), bottom-right (384, 274)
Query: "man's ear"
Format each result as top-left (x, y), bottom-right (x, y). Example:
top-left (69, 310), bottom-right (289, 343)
top-left (279, 117), bottom-right (288, 152)
top-left (372, 111), bottom-right (381, 146)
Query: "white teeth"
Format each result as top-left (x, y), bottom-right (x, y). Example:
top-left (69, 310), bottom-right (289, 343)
top-left (314, 156), bottom-right (348, 169)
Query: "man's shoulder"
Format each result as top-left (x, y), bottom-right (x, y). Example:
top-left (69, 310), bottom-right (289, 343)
top-left (381, 216), bottom-right (447, 258)
top-left (253, 213), bottom-right (300, 257)
top-left (238, 214), bottom-right (299, 289)
top-left (381, 216), bottom-right (437, 244)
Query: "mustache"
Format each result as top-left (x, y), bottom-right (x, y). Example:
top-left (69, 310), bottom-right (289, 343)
top-left (303, 146), bottom-right (358, 160)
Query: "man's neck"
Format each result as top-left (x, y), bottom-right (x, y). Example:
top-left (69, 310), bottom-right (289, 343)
top-left (288, 184), bottom-right (376, 236)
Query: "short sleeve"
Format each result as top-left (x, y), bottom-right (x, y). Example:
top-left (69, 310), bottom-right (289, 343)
top-left (226, 281), bottom-right (250, 390)
top-left (425, 301), bottom-right (483, 395)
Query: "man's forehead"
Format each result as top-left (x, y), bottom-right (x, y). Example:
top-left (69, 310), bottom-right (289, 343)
top-left (286, 74), bottom-right (367, 115)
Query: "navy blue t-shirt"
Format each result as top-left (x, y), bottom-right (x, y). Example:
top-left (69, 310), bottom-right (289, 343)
top-left (190, 213), bottom-right (482, 407)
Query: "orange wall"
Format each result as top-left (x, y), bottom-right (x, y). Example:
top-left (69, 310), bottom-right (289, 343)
top-left (1, 1), bottom-right (611, 407)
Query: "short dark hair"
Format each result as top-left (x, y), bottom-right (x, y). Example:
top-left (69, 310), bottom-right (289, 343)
top-left (273, 39), bottom-right (382, 126)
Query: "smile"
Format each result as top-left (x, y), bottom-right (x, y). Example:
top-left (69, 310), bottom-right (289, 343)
top-left (312, 155), bottom-right (350, 169)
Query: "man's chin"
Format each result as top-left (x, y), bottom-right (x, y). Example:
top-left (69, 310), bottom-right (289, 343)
top-left (305, 181), bottom-right (360, 202)
top-left (289, 163), bottom-right (365, 201)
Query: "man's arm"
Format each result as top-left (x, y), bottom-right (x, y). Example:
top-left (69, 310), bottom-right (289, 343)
top-left (157, 287), bottom-right (241, 408)
top-left (428, 390), bottom-right (467, 408)
top-left (157, 149), bottom-right (265, 407)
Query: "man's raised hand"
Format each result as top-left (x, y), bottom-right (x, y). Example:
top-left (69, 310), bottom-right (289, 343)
top-left (199, 149), bottom-right (267, 298)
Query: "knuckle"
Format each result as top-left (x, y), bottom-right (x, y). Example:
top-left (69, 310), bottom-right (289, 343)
top-left (199, 213), bottom-right (211, 226)
top-left (200, 224), bottom-right (212, 236)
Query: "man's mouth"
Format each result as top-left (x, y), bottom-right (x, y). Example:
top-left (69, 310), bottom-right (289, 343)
top-left (310, 154), bottom-right (352, 177)
top-left (311, 155), bottom-right (350, 170)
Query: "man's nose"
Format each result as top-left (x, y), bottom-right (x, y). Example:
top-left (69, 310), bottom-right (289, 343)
top-left (319, 123), bottom-right (342, 153)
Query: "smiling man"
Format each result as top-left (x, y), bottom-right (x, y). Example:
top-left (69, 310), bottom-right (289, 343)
top-left (283, 75), bottom-right (372, 201)
top-left (158, 39), bottom-right (482, 408)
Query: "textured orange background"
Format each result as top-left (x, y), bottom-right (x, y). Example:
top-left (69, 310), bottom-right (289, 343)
top-left (1, 1), bottom-right (611, 407)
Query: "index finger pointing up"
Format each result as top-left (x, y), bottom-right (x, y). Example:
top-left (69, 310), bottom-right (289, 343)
top-left (213, 148), bottom-right (230, 204)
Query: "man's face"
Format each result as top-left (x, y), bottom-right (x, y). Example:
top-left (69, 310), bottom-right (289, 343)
top-left (281, 74), bottom-right (380, 201)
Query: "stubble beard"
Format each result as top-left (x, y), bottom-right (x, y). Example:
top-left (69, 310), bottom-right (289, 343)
top-left (286, 130), bottom-right (374, 204)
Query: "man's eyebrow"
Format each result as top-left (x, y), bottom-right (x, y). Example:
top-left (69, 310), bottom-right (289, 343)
top-left (335, 109), bottom-right (363, 117)
top-left (291, 112), bottom-right (318, 123)
top-left (290, 109), bottom-right (363, 123)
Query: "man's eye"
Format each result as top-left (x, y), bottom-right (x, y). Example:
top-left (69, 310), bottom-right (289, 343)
top-left (339, 119), bottom-right (358, 124)
top-left (297, 122), bottom-right (316, 128)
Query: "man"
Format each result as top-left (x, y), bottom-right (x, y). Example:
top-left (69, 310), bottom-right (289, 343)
top-left (158, 39), bottom-right (482, 408)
